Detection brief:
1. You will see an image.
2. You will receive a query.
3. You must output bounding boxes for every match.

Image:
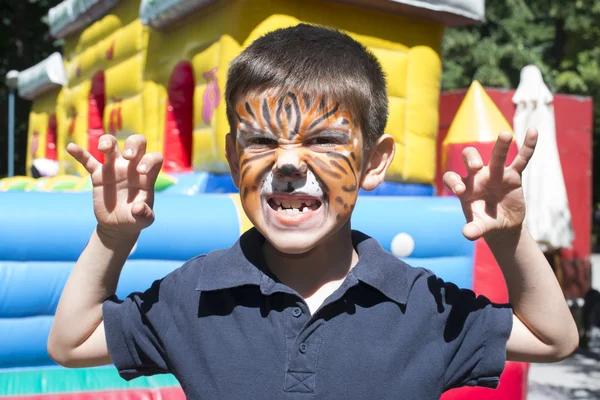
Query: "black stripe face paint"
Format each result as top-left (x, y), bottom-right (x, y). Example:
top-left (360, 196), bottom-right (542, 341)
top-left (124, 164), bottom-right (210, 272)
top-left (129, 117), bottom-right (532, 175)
top-left (233, 88), bottom-right (364, 247)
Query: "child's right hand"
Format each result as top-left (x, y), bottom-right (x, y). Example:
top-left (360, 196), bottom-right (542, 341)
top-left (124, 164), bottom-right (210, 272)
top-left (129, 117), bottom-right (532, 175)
top-left (67, 134), bottom-right (163, 238)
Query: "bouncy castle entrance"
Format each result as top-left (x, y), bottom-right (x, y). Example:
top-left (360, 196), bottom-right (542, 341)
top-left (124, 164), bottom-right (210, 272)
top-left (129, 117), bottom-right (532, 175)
top-left (46, 113), bottom-right (57, 161)
top-left (88, 71), bottom-right (105, 162)
top-left (163, 61), bottom-right (194, 172)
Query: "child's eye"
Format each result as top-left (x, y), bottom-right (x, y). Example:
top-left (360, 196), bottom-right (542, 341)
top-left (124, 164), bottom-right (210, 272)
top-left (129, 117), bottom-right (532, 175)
top-left (243, 137), bottom-right (279, 152)
top-left (248, 137), bottom-right (278, 146)
top-left (312, 138), bottom-right (334, 145)
top-left (306, 136), bottom-right (344, 146)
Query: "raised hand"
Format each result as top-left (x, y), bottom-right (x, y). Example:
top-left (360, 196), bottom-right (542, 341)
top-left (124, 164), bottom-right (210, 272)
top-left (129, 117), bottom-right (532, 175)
top-left (442, 128), bottom-right (538, 241)
top-left (67, 134), bottom-right (163, 237)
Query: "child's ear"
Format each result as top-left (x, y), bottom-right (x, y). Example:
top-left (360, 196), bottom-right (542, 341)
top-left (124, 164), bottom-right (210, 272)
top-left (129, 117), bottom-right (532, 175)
top-left (225, 133), bottom-right (241, 189)
top-left (360, 134), bottom-right (395, 191)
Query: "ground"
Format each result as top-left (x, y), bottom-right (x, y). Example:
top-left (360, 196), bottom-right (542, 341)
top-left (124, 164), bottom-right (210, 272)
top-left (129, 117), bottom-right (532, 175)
top-left (527, 254), bottom-right (600, 399)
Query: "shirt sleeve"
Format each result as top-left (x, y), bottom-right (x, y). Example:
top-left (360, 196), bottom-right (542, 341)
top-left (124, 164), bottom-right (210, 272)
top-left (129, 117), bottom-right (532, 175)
top-left (427, 275), bottom-right (513, 391)
top-left (102, 271), bottom-right (178, 381)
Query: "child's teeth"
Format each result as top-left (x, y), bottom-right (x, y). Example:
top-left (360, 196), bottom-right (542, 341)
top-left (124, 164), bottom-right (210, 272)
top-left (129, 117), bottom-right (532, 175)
top-left (272, 198), bottom-right (320, 213)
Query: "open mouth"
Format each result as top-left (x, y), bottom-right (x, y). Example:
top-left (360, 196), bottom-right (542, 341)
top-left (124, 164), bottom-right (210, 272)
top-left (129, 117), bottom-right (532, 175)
top-left (267, 196), bottom-right (322, 213)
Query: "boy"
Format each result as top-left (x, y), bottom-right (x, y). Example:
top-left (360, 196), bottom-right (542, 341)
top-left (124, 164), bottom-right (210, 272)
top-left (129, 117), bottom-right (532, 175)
top-left (48, 24), bottom-right (578, 399)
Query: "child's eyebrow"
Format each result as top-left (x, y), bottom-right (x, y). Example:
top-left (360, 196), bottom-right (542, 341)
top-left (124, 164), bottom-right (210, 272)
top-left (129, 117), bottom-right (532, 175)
top-left (303, 129), bottom-right (351, 139)
top-left (237, 128), bottom-right (279, 139)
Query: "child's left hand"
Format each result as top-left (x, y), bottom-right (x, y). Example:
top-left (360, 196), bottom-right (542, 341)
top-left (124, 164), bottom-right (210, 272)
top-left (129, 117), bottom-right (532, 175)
top-left (442, 128), bottom-right (538, 241)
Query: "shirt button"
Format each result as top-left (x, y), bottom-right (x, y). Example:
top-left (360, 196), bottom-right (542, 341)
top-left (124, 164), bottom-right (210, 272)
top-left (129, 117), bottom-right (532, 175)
top-left (292, 307), bottom-right (303, 317)
top-left (299, 343), bottom-right (308, 353)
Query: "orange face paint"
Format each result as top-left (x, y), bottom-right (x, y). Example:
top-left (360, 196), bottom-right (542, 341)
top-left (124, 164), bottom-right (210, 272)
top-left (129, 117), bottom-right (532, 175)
top-left (233, 89), bottom-right (364, 253)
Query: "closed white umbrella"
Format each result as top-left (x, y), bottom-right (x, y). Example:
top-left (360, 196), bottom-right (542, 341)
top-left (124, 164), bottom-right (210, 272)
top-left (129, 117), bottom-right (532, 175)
top-left (512, 65), bottom-right (574, 251)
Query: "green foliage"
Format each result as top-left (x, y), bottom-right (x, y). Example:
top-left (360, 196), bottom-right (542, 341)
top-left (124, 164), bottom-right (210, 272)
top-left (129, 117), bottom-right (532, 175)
top-left (443, 0), bottom-right (600, 205)
top-left (0, 0), bottom-right (63, 178)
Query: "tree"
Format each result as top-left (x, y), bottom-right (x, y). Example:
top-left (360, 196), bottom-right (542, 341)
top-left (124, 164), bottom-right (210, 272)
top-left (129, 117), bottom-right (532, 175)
top-left (0, 0), bottom-right (63, 178)
top-left (442, 0), bottom-right (600, 206)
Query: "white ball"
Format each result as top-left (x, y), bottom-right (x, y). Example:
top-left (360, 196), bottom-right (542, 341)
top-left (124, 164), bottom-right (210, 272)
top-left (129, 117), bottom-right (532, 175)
top-left (391, 232), bottom-right (415, 258)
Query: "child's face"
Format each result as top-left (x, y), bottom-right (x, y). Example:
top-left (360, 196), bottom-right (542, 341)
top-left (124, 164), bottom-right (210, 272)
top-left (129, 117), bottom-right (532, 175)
top-left (226, 89), bottom-right (384, 254)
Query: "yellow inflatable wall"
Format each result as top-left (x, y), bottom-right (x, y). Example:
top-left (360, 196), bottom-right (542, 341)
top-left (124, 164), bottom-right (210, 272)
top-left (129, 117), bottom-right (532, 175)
top-left (28, 0), bottom-right (448, 184)
top-left (143, 0), bottom-right (444, 182)
top-left (58, 0), bottom-right (143, 176)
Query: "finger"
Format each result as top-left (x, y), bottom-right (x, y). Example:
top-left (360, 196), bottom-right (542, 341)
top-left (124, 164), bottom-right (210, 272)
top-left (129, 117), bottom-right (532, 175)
top-left (488, 130), bottom-right (513, 182)
top-left (444, 171), bottom-right (484, 241)
top-left (510, 127), bottom-right (538, 174)
top-left (98, 135), bottom-right (120, 211)
top-left (131, 200), bottom-right (155, 228)
top-left (124, 135), bottom-right (148, 198)
top-left (122, 134), bottom-right (147, 162)
top-left (462, 220), bottom-right (485, 241)
top-left (462, 147), bottom-right (484, 176)
top-left (442, 171), bottom-right (466, 197)
top-left (449, 179), bottom-right (482, 241)
top-left (98, 134), bottom-right (121, 164)
top-left (137, 152), bottom-right (163, 208)
top-left (138, 152), bottom-right (163, 182)
top-left (461, 147), bottom-right (483, 196)
top-left (66, 143), bottom-right (100, 174)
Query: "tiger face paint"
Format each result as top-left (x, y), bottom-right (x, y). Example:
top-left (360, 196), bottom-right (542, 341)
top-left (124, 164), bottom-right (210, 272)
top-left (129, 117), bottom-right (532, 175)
top-left (231, 89), bottom-right (363, 254)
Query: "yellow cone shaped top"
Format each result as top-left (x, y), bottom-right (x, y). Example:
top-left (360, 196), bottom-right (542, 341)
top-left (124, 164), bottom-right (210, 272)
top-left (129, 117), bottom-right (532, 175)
top-left (443, 81), bottom-right (513, 146)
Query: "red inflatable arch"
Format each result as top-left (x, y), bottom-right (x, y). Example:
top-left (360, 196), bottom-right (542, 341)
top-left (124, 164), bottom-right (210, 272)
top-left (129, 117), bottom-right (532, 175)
top-left (88, 71), bottom-right (105, 162)
top-left (46, 113), bottom-right (57, 160)
top-left (163, 61), bottom-right (194, 173)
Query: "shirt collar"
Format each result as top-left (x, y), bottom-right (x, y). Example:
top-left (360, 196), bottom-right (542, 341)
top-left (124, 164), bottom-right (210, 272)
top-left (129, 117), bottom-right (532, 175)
top-left (348, 230), bottom-right (410, 305)
top-left (195, 228), bottom-right (267, 291)
top-left (196, 228), bottom-right (295, 296)
top-left (196, 228), bottom-right (410, 305)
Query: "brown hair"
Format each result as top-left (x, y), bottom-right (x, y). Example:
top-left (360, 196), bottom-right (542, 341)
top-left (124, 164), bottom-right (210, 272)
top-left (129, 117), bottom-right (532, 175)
top-left (225, 24), bottom-right (388, 150)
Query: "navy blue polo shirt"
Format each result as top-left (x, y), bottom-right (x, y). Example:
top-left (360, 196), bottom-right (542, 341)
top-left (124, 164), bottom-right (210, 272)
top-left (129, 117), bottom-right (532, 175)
top-left (103, 228), bottom-right (512, 400)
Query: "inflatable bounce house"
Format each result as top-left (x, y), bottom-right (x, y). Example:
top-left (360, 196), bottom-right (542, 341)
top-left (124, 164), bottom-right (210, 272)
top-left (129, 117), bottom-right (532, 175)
top-left (0, 0), bottom-right (537, 398)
